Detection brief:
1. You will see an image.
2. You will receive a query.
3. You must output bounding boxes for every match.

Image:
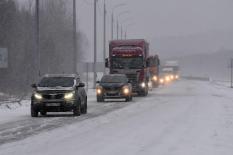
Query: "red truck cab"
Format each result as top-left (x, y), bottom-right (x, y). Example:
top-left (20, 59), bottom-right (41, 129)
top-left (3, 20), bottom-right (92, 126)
top-left (106, 39), bottom-right (150, 96)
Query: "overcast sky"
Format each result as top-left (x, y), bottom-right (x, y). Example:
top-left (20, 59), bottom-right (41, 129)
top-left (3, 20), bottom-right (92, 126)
top-left (75, 0), bottom-right (233, 60)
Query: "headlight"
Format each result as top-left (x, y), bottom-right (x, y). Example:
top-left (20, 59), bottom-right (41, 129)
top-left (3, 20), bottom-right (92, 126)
top-left (159, 78), bottom-right (164, 84)
top-left (170, 75), bottom-right (174, 80)
top-left (123, 87), bottom-right (130, 94)
top-left (152, 76), bottom-right (158, 81)
top-left (96, 86), bottom-right (102, 95)
top-left (34, 93), bottom-right (42, 100)
top-left (140, 82), bottom-right (146, 88)
top-left (64, 92), bottom-right (74, 100)
top-left (165, 76), bottom-right (170, 82)
top-left (175, 75), bottom-right (179, 79)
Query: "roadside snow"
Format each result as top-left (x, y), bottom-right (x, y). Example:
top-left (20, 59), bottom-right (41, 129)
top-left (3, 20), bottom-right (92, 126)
top-left (0, 80), bottom-right (233, 155)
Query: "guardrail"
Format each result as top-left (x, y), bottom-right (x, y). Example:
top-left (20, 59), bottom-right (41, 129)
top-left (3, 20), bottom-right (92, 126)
top-left (181, 76), bottom-right (210, 82)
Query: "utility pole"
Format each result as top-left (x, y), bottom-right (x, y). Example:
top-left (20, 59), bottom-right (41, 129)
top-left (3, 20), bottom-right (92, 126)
top-left (116, 20), bottom-right (119, 40)
top-left (231, 58), bottom-right (233, 88)
top-left (93, 0), bottom-right (97, 88)
top-left (111, 13), bottom-right (114, 40)
top-left (73, 0), bottom-right (77, 74)
top-left (103, 0), bottom-right (106, 75)
top-left (35, 0), bottom-right (40, 78)
top-left (121, 26), bottom-right (123, 39)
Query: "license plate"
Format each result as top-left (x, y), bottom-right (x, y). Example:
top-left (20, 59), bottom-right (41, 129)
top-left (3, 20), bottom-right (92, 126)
top-left (46, 103), bottom-right (61, 107)
top-left (108, 91), bottom-right (117, 94)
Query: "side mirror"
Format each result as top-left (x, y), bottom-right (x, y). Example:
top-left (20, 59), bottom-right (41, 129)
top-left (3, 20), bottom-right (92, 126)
top-left (77, 82), bottom-right (85, 88)
top-left (96, 81), bottom-right (100, 84)
top-left (128, 80), bottom-right (132, 83)
top-left (105, 58), bottom-right (109, 68)
top-left (31, 83), bottom-right (37, 88)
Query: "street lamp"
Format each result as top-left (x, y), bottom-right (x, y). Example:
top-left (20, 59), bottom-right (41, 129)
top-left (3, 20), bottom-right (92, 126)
top-left (111, 3), bottom-right (126, 40)
top-left (116, 11), bottom-right (130, 40)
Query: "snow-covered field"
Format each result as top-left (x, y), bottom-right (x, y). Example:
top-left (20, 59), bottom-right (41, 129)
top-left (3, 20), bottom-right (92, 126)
top-left (0, 80), bottom-right (233, 155)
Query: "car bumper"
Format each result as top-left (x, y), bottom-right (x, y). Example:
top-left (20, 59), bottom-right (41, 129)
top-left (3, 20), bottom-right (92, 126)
top-left (98, 92), bottom-right (130, 99)
top-left (32, 99), bottom-right (76, 112)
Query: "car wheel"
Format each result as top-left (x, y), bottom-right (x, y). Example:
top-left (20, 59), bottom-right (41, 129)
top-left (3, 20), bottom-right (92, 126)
top-left (97, 96), bottom-right (104, 102)
top-left (40, 111), bottom-right (47, 116)
top-left (81, 98), bottom-right (87, 114)
top-left (31, 106), bottom-right (38, 117)
top-left (73, 100), bottom-right (81, 116)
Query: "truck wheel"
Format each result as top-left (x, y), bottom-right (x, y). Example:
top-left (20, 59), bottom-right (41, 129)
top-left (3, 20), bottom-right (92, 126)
top-left (81, 98), bottom-right (87, 114)
top-left (31, 106), bottom-right (38, 117)
top-left (73, 100), bottom-right (81, 116)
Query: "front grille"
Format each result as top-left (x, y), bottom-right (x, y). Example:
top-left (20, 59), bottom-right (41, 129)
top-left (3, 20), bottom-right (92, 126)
top-left (126, 74), bottom-right (138, 84)
top-left (104, 87), bottom-right (121, 91)
top-left (42, 94), bottom-right (64, 100)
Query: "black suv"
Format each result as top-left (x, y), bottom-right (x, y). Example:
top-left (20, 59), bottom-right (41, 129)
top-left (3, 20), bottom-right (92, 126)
top-left (96, 74), bottom-right (133, 102)
top-left (31, 74), bottom-right (87, 117)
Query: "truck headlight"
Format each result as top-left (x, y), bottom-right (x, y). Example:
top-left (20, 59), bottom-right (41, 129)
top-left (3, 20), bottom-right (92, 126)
top-left (34, 93), bottom-right (43, 100)
top-left (152, 76), bottom-right (158, 81)
top-left (170, 75), bottom-right (174, 80)
top-left (123, 87), bottom-right (130, 94)
top-left (64, 92), bottom-right (74, 100)
top-left (140, 82), bottom-right (146, 88)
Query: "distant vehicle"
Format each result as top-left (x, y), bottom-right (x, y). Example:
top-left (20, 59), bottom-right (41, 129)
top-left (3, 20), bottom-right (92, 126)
top-left (159, 72), bottom-right (172, 85)
top-left (96, 74), bottom-right (133, 102)
top-left (147, 55), bottom-right (160, 87)
top-left (31, 74), bottom-right (87, 117)
top-left (164, 60), bottom-right (180, 80)
top-left (106, 39), bottom-right (150, 96)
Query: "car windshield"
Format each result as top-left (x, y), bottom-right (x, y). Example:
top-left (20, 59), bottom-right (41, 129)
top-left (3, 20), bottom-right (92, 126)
top-left (38, 77), bottom-right (74, 87)
top-left (112, 57), bottom-right (143, 69)
top-left (101, 75), bottom-right (127, 83)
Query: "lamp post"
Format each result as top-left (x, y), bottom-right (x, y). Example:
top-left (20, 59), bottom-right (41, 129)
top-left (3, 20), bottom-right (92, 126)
top-left (35, 0), bottom-right (40, 78)
top-left (93, 0), bottom-right (97, 88)
top-left (73, 0), bottom-right (77, 74)
top-left (111, 3), bottom-right (126, 40)
top-left (116, 11), bottom-right (130, 40)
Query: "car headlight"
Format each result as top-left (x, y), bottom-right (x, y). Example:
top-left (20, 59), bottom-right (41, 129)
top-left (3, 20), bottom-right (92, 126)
top-left (165, 76), bottom-right (170, 82)
top-left (170, 75), bottom-right (174, 80)
top-left (64, 92), bottom-right (74, 100)
top-left (159, 78), bottom-right (164, 84)
top-left (175, 75), bottom-right (179, 79)
top-left (34, 93), bottom-right (43, 100)
top-left (123, 86), bottom-right (130, 94)
top-left (96, 86), bottom-right (103, 95)
top-left (140, 82), bottom-right (146, 88)
top-left (152, 76), bottom-right (158, 81)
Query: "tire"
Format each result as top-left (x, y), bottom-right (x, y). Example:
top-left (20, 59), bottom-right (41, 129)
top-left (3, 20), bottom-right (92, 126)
top-left (81, 98), bottom-right (87, 114)
top-left (40, 111), bottom-right (47, 116)
top-left (97, 96), bottom-right (104, 102)
top-left (31, 106), bottom-right (38, 117)
top-left (73, 100), bottom-right (81, 116)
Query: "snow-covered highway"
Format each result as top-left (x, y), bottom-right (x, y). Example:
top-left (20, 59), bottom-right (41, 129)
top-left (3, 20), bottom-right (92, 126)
top-left (0, 79), bottom-right (233, 155)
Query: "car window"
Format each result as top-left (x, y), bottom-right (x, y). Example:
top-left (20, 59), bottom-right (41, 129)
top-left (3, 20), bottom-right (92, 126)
top-left (38, 77), bottom-right (74, 87)
top-left (101, 75), bottom-right (127, 83)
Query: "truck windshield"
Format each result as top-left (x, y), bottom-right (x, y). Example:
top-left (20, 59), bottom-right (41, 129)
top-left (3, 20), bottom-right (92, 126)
top-left (38, 77), bottom-right (74, 87)
top-left (112, 57), bottom-right (143, 69)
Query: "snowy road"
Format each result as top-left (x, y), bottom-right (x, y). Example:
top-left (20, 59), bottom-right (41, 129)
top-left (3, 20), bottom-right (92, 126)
top-left (1, 80), bottom-right (233, 155)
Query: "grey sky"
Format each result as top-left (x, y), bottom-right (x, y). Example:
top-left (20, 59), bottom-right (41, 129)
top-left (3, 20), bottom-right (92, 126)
top-left (76, 0), bottom-right (233, 60)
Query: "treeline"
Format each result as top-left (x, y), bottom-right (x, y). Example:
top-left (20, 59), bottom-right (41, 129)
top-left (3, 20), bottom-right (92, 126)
top-left (0, 0), bottom-right (86, 95)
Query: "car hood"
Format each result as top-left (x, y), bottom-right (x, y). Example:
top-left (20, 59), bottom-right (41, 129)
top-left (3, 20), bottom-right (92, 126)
top-left (100, 83), bottom-right (125, 88)
top-left (37, 87), bottom-right (74, 92)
